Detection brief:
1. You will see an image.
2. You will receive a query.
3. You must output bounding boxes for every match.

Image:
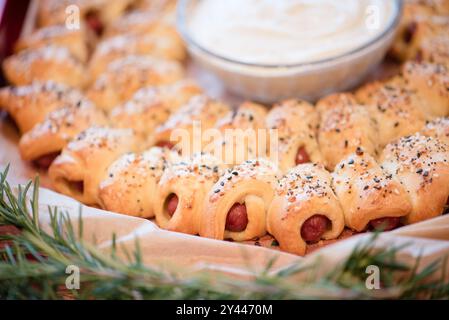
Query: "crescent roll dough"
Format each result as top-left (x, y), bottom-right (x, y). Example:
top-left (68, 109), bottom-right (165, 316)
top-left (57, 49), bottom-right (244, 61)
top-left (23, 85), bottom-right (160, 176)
top-left (49, 127), bottom-right (140, 205)
top-left (401, 61), bottom-right (449, 117)
top-left (155, 153), bottom-right (226, 235)
top-left (99, 147), bottom-right (180, 218)
top-left (200, 158), bottom-right (280, 241)
top-left (110, 80), bottom-right (202, 142)
top-left (265, 100), bottom-right (322, 172)
top-left (267, 163), bottom-right (345, 256)
top-left (15, 25), bottom-right (90, 63)
top-left (0, 81), bottom-right (86, 133)
top-left (380, 133), bottom-right (449, 224)
top-left (317, 93), bottom-right (379, 170)
top-left (332, 152), bottom-right (412, 232)
top-left (212, 102), bottom-right (268, 165)
top-left (19, 100), bottom-right (108, 168)
top-left (2, 46), bottom-right (86, 88)
top-left (88, 32), bottom-right (185, 80)
top-left (356, 79), bottom-right (427, 148)
top-left (421, 117), bottom-right (449, 145)
top-left (86, 55), bottom-right (184, 111)
top-left (154, 95), bottom-right (230, 154)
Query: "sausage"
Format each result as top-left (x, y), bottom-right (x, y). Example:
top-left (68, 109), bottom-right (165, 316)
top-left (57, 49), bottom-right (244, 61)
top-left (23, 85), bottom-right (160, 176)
top-left (33, 152), bottom-right (60, 170)
top-left (369, 217), bottom-right (401, 231)
top-left (295, 146), bottom-right (310, 165)
top-left (69, 180), bottom-right (84, 194)
top-left (403, 21), bottom-right (417, 44)
top-left (225, 203), bottom-right (248, 232)
top-left (86, 11), bottom-right (103, 36)
top-left (156, 141), bottom-right (175, 150)
top-left (165, 194), bottom-right (178, 217)
top-left (301, 214), bottom-right (330, 242)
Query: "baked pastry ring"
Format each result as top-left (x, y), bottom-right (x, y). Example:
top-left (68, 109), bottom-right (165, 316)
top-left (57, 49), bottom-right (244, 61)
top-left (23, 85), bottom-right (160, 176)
top-left (155, 153), bottom-right (226, 235)
top-left (421, 117), bottom-right (449, 145)
top-left (401, 61), bottom-right (449, 117)
top-left (0, 81), bottom-right (86, 133)
top-left (88, 32), bottom-right (185, 80)
top-left (86, 55), bottom-right (184, 111)
top-left (200, 158), bottom-right (280, 241)
top-left (265, 99), bottom-right (322, 172)
top-left (15, 25), bottom-right (90, 63)
top-left (332, 152), bottom-right (412, 232)
top-left (356, 79), bottom-right (427, 148)
top-left (19, 100), bottom-right (108, 169)
top-left (317, 93), bottom-right (379, 170)
top-left (2, 46), bottom-right (86, 88)
top-left (48, 127), bottom-right (140, 205)
top-left (212, 102), bottom-right (268, 165)
top-left (99, 147), bottom-right (180, 218)
top-left (267, 163), bottom-right (345, 256)
top-left (380, 133), bottom-right (449, 224)
top-left (110, 80), bottom-right (202, 143)
top-left (154, 95), bottom-right (230, 154)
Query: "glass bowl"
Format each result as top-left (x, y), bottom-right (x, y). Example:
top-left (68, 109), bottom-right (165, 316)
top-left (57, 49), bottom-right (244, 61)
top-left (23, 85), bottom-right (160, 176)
top-left (177, 0), bottom-right (403, 103)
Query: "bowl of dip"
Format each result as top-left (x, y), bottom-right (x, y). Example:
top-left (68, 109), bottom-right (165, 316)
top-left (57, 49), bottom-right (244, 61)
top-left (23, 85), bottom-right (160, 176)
top-left (177, 0), bottom-right (403, 103)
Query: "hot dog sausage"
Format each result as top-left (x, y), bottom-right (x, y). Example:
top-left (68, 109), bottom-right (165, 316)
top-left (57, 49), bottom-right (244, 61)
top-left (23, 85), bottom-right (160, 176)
top-left (165, 193), bottom-right (178, 217)
top-left (33, 152), bottom-right (60, 170)
top-left (301, 214), bottom-right (330, 242)
top-left (295, 146), bottom-right (310, 165)
top-left (225, 203), bottom-right (248, 232)
top-left (369, 217), bottom-right (401, 231)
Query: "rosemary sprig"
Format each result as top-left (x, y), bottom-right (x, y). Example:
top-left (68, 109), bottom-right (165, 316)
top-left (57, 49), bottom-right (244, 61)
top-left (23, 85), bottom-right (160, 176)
top-left (0, 165), bottom-right (448, 300)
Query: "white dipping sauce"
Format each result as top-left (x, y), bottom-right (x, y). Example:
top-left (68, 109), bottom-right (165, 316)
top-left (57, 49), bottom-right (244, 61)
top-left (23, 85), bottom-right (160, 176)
top-left (188, 0), bottom-right (396, 65)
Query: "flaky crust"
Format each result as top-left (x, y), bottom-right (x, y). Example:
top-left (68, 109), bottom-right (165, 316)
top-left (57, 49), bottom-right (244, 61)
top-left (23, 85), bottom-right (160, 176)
top-left (356, 79), bottom-right (427, 148)
top-left (401, 61), bottom-right (449, 117)
top-left (19, 100), bottom-right (108, 162)
top-left (267, 163), bottom-right (345, 256)
top-left (2, 46), bottom-right (86, 88)
top-left (200, 159), bottom-right (280, 241)
top-left (110, 80), bottom-right (202, 143)
top-left (0, 81), bottom-right (86, 133)
top-left (421, 117), bottom-right (449, 145)
top-left (48, 127), bottom-right (140, 205)
top-left (88, 32), bottom-right (185, 80)
top-left (380, 133), bottom-right (449, 224)
top-left (265, 100), bottom-right (322, 172)
top-left (154, 95), bottom-right (230, 154)
top-left (212, 102), bottom-right (268, 165)
top-left (317, 93), bottom-right (379, 170)
top-left (15, 25), bottom-right (89, 63)
top-left (332, 152), bottom-right (411, 232)
top-left (155, 153), bottom-right (226, 235)
top-left (86, 55), bottom-right (184, 111)
top-left (99, 147), bottom-right (180, 218)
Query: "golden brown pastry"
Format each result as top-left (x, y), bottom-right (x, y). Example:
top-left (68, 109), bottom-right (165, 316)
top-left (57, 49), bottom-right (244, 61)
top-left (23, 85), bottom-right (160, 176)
top-left (356, 79), bottom-right (427, 148)
top-left (200, 158), bottom-right (280, 241)
top-left (19, 100), bottom-right (108, 169)
top-left (265, 99), bottom-right (322, 172)
top-left (14, 25), bottom-right (90, 63)
top-left (110, 80), bottom-right (202, 143)
top-left (332, 152), bottom-right (412, 232)
top-left (418, 35), bottom-right (449, 66)
top-left (99, 147), bottom-right (180, 218)
top-left (267, 163), bottom-right (345, 256)
top-left (38, 0), bottom-right (134, 33)
top-left (88, 32), bottom-right (185, 80)
top-left (154, 95), bottom-right (230, 154)
top-left (380, 133), bottom-right (449, 224)
top-left (421, 117), bottom-right (449, 145)
top-left (401, 61), bottom-right (449, 117)
top-left (2, 46), bottom-right (86, 88)
top-left (154, 152), bottom-right (227, 235)
top-left (86, 55), bottom-right (184, 111)
top-left (49, 127), bottom-right (140, 205)
top-left (211, 102), bottom-right (268, 165)
top-left (317, 93), bottom-right (379, 170)
top-left (0, 81), bottom-right (86, 133)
